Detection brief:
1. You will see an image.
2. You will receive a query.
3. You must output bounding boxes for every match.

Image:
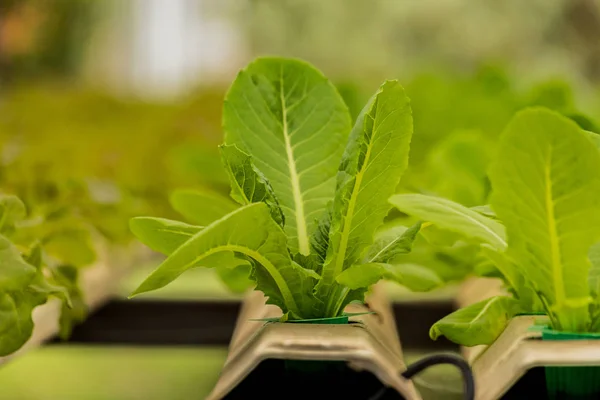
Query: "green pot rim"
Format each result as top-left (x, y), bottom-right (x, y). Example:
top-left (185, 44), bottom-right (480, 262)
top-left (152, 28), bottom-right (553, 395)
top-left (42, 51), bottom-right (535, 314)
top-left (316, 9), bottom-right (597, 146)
top-left (541, 327), bottom-right (600, 340)
top-left (287, 315), bottom-right (349, 325)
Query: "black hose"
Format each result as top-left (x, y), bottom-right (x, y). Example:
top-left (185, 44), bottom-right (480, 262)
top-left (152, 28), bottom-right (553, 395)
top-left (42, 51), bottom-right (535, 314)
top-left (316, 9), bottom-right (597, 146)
top-left (369, 353), bottom-right (475, 400)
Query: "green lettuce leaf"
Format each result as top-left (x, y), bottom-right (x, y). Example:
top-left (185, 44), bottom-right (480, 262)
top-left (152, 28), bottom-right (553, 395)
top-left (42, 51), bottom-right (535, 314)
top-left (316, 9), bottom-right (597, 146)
top-left (586, 130), bottom-right (600, 149)
top-left (471, 205), bottom-right (497, 219)
top-left (418, 131), bottom-right (493, 207)
top-left (130, 217), bottom-right (203, 255)
top-left (479, 244), bottom-right (540, 310)
top-left (309, 201), bottom-right (333, 266)
top-left (417, 223), bottom-right (465, 248)
top-left (0, 195), bottom-right (26, 235)
top-left (590, 243), bottom-right (600, 330)
top-left (430, 296), bottom-right (523, 347)
top-left (489, 108), bottom-right (600, 331)
top-left (0, 238), bottom-right (70, 356)
top-left (43, 228), bottom-right (96, 267)
top-left (316, 80), bottom-right (413, 316)
top-left (389, 194), bottom-right (506, 251)
top-left (223, 57), bottom-right (352, 255)
top-left (336, 262), bottom-right (442, 292)
top-left (589, 242), bottom-right (600, 299)
top-left (366, 222), bottom-right (421, 263)
top-left (0, 291), bottom-right (47, 356)
top-left (588, 131), bottom-right (600, 329)
top-left (473, 257), bottom-right (504, 279)
top-left (569, 115), bottom-right (599, 133)
top-left (387, 194), bottom-right (544, 318)
top-left (130, 203), bottom-right (318, 319)
top-left (129, 216), bottom-right (250, 289)
top-left (53, 266), bottom-right (87, 340)
top-left (11, 214), bottom-right (97, 268)
top-left (0, 235), bottom-right (36, 291)
top-left (220, 144), bottom-right (285, 227)
top-left (215, 264), bottom-right (253, 294)
top-left (25, 243), bottom-right (71, 306)
top-left (170, 189), bottom-right (238, 226)
top-left (478, 245), bottom-right (519, 292)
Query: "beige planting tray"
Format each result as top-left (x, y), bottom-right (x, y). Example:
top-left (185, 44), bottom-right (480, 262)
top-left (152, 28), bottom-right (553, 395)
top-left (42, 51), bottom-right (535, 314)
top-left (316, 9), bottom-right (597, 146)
top-left (470, 315), bottom-right (600, 400)
top-left (207, 284), bottom-right (421, 400)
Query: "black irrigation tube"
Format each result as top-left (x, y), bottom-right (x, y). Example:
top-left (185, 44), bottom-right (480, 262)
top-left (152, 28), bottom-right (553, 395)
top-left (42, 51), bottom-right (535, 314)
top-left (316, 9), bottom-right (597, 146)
top-left (49, 298), bottom-right (457, 351)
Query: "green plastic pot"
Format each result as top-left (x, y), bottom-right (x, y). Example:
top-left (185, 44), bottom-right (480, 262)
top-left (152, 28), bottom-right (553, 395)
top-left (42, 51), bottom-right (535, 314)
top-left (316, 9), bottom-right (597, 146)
top-left (542, 328), bottom-right (600, 400)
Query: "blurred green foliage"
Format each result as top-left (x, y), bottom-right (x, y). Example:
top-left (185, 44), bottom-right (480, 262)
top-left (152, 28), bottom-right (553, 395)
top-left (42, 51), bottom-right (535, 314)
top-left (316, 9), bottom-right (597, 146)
top-left (0, 85), bottom-right (229, 244)
top-left (2, 67), bottom-right (597, 257)
top-left (374, 66), bottom-right (600, 284)
top-left (1, 63), bottom-right (598, 319)
top-left (0, 84), bottom-right (231, 341)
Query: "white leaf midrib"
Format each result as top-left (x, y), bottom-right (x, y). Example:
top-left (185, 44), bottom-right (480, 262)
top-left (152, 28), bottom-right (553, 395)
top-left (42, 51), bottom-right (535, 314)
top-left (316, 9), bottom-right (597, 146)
top-left (544, 149), bottom-right (566, 306)
top-left (368, 232), bottom-right (405, 263)
top-left (466, 296), bottom-right (502, 326)
top-left (279, 67), bottom-right (310, 255)
top-left (332, 112), bottom-right (378, 279)
top-left (449, 206), bottom-right (507, 249)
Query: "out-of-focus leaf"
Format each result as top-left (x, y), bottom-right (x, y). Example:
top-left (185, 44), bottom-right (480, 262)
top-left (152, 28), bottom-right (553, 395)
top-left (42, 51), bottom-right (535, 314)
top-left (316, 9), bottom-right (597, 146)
top-left (568, 113), bottom-right (599, 133)
top-left (589, 242), bottom-right (600, 300)
top-left (389, 194), bottom-right (506, 251)
top-left (430, 296), bottom-right (522, 347)
top-left (0, 291), bottom-right (47, 356)
top-left (53, 266), bottom-right (87, 340)
top-left (0, 235), bottom-right (36, 291)
top-left (336, 262), bottom-right (442, 292)
top-left (170, 189), bottom-right (238, 226)
top-left (421, 131), bottom-right (493, 206)
top-left (0, 195), bottom-right (26, 234)
top-left (215, 265), bottom-right (253, 294)
top-left (43, 228), bottom-right (96, 267)
top-left (366, 222), bottom-right (421, 263)
top-left (130, 217), bottom-right (203, 255)
top-left (471, 205), bottom-right (496, 219)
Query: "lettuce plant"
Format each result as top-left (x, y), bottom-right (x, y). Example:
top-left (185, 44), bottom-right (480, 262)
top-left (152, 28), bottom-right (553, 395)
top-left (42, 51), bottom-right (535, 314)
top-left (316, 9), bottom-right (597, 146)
top-left (0, 194), bottom-right (80, 356)
top-left (390, 108), bottom-right (600, 346)
top-left (130, 57), bottom-right (441, 319)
